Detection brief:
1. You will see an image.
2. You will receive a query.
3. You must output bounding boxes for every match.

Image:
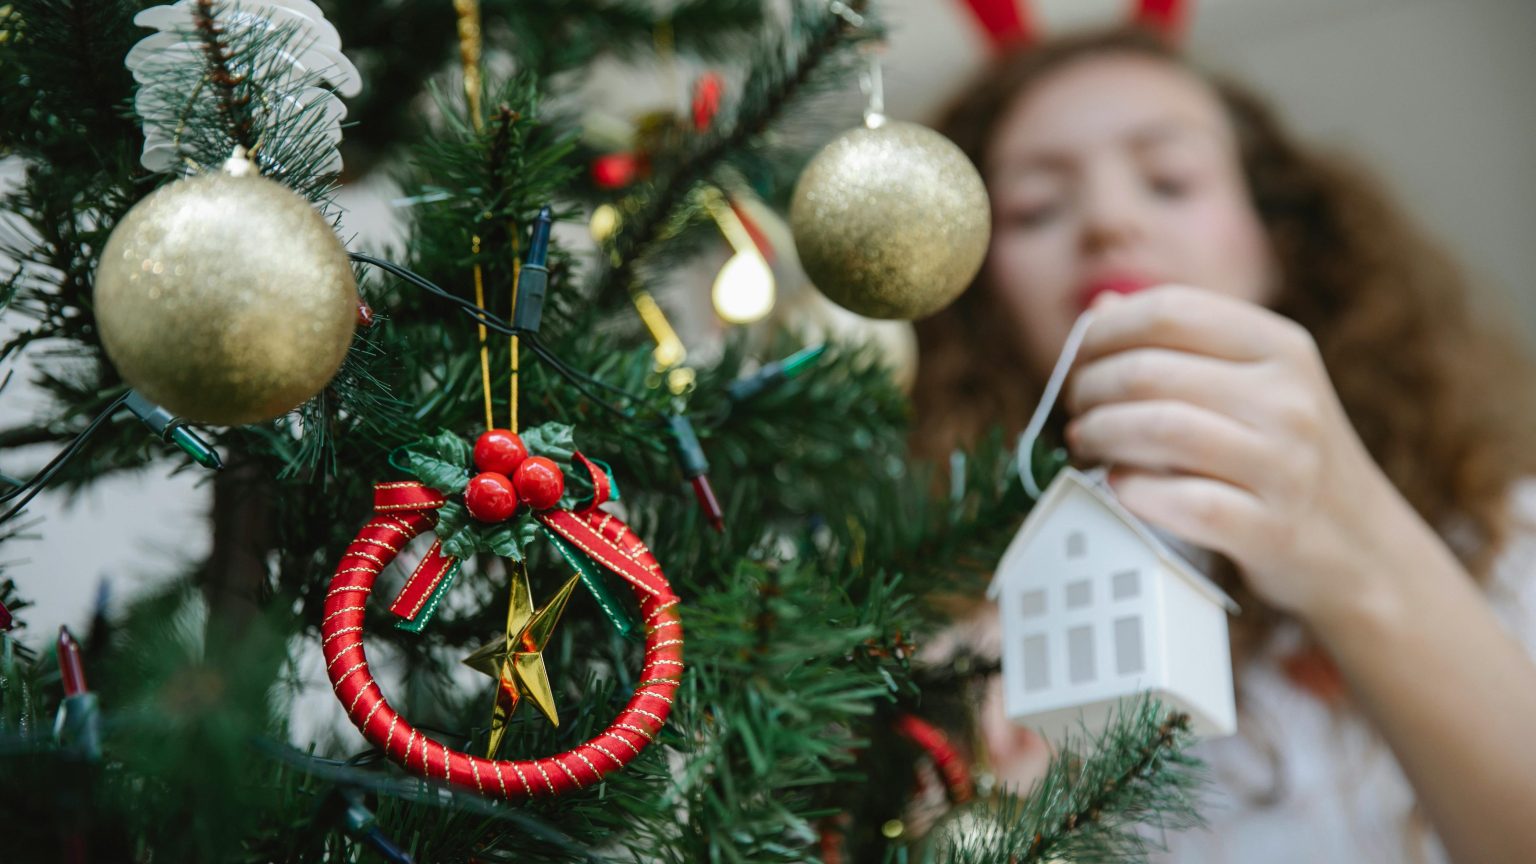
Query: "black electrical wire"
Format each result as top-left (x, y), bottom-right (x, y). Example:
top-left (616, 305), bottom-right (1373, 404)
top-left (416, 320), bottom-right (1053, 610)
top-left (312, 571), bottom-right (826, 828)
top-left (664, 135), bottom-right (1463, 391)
top-left (348, 252), bottom-right (665, 423)
top-left (0, 392), bottom-right (132, 524)
top-left (526, 334), bottom-right (655, 405)
top-left (350, 252), bottom-right (515, 336)
top-left (524, 339), bottom-right (637, 421)
top-left (523, 335), bottom-right (674, 422)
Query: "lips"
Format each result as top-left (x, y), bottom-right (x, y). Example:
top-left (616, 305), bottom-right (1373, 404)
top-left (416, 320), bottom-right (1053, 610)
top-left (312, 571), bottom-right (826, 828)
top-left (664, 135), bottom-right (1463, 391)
top-left (1078, 274), bottom-right (1157, 311)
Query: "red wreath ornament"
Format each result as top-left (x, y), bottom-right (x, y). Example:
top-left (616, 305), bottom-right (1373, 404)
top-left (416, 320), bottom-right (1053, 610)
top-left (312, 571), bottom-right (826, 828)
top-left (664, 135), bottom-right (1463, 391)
top-left (321, 471), bottom-right (683, 799)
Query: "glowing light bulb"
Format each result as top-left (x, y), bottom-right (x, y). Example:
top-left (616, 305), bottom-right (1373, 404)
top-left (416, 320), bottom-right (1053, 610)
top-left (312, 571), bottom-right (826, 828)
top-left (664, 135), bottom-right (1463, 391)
top-left (589, 203), bottom-right (620, 244)
top-left (712, 250), bottom-right (776, 324)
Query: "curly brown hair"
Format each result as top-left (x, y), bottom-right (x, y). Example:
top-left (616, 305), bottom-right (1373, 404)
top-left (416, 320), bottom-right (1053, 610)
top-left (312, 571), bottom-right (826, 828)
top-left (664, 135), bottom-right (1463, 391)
top-left (913, 27), bottom-right (1536, 660)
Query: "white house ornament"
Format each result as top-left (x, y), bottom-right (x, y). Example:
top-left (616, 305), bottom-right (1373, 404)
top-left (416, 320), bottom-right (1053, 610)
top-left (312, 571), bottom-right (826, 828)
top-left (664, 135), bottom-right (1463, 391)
top-left (788, 121), bottom-right (990, 321)
top-left (93, 152), bottom-right (357, 425)
top-left (987, 467), bottom-right (1239, 744)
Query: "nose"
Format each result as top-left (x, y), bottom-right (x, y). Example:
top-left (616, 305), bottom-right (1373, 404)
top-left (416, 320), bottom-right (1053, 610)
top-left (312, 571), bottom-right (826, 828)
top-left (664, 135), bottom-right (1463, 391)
top-left (1079, 163), bottom-right (1148, 257)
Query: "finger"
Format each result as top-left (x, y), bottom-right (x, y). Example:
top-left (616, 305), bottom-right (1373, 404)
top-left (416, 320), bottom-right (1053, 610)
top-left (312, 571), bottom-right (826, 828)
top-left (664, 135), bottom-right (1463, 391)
top-left (981, 675), bottom-right (1053, 788)
top-left (1080, 284), bottom-right (1296, 364)
top-left (1106, 467), bottom-right (1267, 563)
top-left (1068, 400), bottom-right (1272, 494)
top-left (1066, 347), bottom-right (1264, 427)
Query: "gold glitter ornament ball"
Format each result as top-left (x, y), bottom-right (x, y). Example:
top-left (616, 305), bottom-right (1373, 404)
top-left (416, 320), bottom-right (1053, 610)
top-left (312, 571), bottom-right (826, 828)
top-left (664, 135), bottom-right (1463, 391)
top-left (95, 167), bottom-right (357, 425)
top-left (789, 121), bottom-right (990, 320)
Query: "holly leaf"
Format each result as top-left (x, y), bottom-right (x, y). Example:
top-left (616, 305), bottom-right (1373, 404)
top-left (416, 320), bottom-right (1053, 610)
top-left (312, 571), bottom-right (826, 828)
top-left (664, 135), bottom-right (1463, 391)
top-left (521, 422), bottom-right (576, 466)
top-left (435, 501), bottom-right (479, 559)
top-left (435, 500), bottom-right (468, 534)
top-left (440, 523), bottom-right (479, 560)
top-left (433, 503), bottom-right (542, 561)
top-left (483, 522), bottom-right (525, 561)
top-left (518, 514), bottom-right (542, 547)
top-left (404, 431), bottom-right (473, 493)
top-left (479, 512), bottom-right (544, 559)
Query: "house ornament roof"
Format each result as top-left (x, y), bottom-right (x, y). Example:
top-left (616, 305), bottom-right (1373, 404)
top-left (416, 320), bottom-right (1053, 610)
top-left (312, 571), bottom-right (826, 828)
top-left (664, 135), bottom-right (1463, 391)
top-left (987, 466), bottom-right (1241, 615)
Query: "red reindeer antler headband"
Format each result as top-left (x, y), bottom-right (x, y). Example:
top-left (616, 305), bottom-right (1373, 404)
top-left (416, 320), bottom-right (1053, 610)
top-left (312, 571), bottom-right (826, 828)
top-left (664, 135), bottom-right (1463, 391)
top-left (960, 0), bottom-right (1189, 51)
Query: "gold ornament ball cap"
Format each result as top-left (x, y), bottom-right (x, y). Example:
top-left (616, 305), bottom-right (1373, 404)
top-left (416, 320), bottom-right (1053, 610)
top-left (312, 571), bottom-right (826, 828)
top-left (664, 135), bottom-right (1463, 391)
top-left (95, 169), bottom-right (357, 425)
top-left (790, 121), bottom-right (991, 321)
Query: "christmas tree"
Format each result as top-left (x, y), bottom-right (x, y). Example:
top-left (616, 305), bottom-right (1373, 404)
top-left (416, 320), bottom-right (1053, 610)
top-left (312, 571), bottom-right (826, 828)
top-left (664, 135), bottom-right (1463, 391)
top-left (1, 1), bottom-right (1205, 860)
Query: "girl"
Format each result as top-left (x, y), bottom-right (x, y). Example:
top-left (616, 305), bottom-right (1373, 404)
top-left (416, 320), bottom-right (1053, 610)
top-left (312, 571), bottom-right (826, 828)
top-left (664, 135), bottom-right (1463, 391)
top-left (913, 27), bottom-right (1536, 864)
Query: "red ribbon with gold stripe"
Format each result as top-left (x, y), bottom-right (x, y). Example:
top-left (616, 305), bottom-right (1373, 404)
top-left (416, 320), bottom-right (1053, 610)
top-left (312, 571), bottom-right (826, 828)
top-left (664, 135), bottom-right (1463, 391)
top-left (383, 452), bottom-right (648, 624)
top-left (537, 510), bottom-right (669, 598)
top-left (372, 482), bottom-right (456, 623)
top-left (536, 453), bottom-right (669, 598)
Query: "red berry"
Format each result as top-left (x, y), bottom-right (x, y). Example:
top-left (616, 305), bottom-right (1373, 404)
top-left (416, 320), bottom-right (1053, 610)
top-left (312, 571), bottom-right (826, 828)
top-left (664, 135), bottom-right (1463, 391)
top-left (465, 472), bottom-right (518, 522)
top-left (513, 457), bottom-right (564, 510)
top-left (473, 429), bottom-right (528, 475)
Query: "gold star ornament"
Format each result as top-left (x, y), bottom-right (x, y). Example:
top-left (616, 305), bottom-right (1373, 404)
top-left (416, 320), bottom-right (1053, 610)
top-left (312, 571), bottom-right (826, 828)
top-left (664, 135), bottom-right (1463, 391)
top-left (463, 565), bottom-right (580, 756)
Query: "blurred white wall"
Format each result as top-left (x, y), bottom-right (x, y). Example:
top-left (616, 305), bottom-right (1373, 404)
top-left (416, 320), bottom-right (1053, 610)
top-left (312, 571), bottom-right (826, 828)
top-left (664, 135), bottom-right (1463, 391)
top-left (6, 0), bottom-right (1536, 644)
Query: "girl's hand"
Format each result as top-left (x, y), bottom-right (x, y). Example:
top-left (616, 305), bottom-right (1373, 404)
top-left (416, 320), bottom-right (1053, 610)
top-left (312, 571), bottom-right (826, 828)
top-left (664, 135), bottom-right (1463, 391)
top-left (1063, 284), bottom-right (1432, 624)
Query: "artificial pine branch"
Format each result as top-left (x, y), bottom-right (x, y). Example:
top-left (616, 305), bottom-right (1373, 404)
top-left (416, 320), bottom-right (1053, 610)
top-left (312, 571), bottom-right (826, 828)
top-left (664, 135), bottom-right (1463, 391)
top-left (656, 558), bottom-right (898, 863)
top-left (1023, 713), bottom-right (1193, 862)
top-left (277, 318), bottom-right (416, 479)
top-left (317, 0), bottom-right (765, 179)
top-left (192, 0), bottom-right (251, 147)
top-left (1, 2), bottom-right (144, 436)
top-left (0, 0), bottom-right (143, 156)
top-left (191, 0), bottom-right (255, 151)
top-left (496, 0), bottom-right (766, 79)
top-left (591, 0), bottom-right (877, 303)
top-left (488, 104), bottom-right (522, 183)
top-left (938, 700), bottom-right (1205, 864)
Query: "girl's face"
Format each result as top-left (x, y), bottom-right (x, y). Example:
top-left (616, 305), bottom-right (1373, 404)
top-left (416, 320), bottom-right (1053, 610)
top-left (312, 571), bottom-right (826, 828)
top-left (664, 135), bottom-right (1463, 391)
top-left (984, 54), bottom-right (1277, 380)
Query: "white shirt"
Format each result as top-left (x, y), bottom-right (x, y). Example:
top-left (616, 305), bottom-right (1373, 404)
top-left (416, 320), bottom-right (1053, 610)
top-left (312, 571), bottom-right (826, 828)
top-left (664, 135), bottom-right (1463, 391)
top-left (1150, 480), bottom-right (1536, 863)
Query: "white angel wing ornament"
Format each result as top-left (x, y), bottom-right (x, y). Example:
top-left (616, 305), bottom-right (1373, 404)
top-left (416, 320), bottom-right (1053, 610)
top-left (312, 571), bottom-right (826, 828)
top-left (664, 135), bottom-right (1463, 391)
top-left (125, 0), bottom-right (361, 177)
